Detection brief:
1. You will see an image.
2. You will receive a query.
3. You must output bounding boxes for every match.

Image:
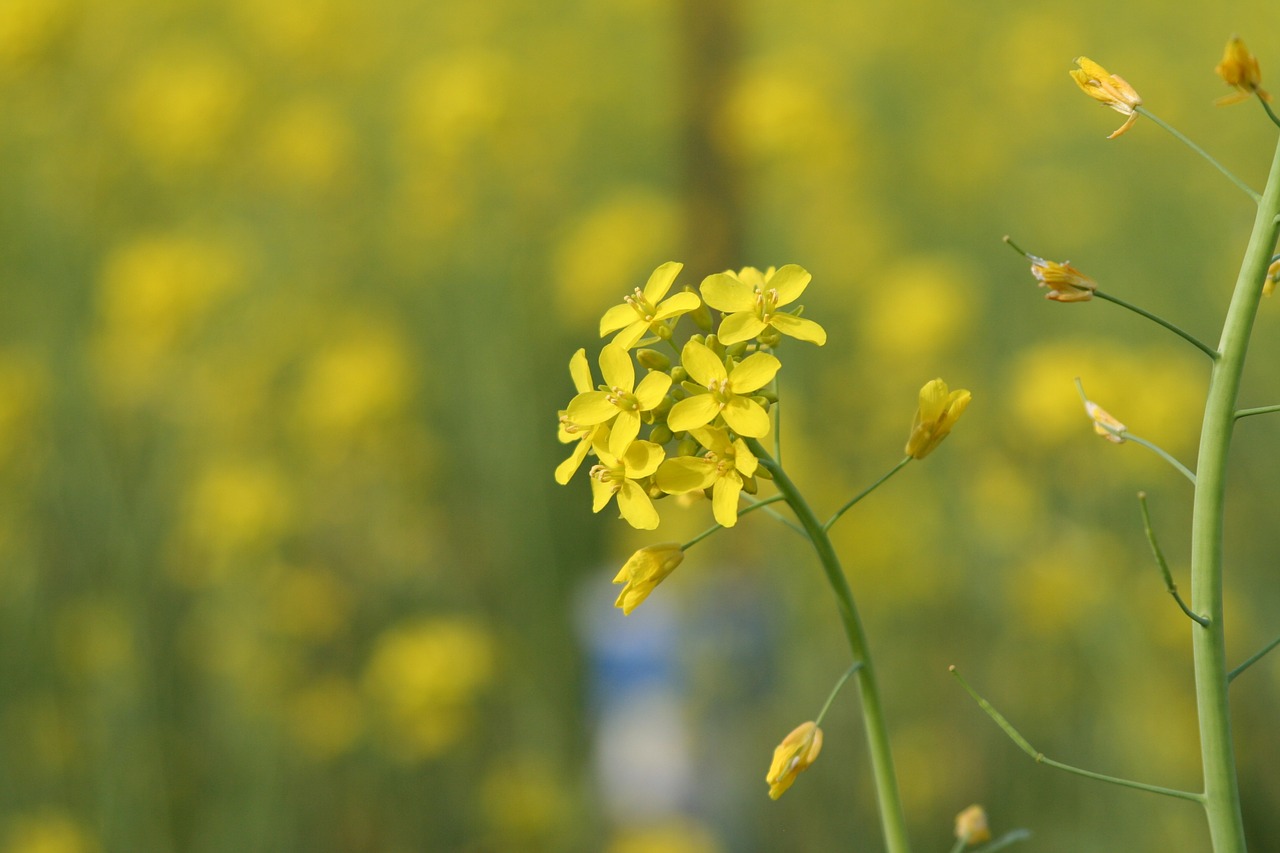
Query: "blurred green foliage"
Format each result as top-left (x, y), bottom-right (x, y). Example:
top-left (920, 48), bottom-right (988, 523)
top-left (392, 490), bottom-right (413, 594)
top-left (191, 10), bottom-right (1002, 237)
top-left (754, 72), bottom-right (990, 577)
top-left (1, 0), bottom-right (1279, 851)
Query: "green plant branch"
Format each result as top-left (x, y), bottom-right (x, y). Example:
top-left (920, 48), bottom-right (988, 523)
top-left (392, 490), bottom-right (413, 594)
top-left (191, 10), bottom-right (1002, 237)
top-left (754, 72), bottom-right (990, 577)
top-left (816, 661), bottom-right (864, 725)
top-left (1137, 492), bottom-right (1209, 625)
top-left (681, 494), bottom-right (789, 549)
top-left (1185, 127), bottom-right (1280, 853)
top-left (1234, 403), bottom-right (1280, 420)
top-left (748, 438), bottom-right (912, 853)
top-left (824, 456), bottom-right (913, 532)
top-left (740, 493), bottom-right (807, 537)
top-left (949, 667), bottom-right (1205, 803)
top-left (1092, 290), bottom-right (1219, 359)
top-left (1136, 106), bottom-right (1261, 202)
top-left (972, 830), bottom-right (1034, 853)
top-left (1120, 433), bottom-right (1198, 485)
top-left (1227, 633), bottom-right (1280, 683)
top-left (1260, 94), bottom-right (1280, 130)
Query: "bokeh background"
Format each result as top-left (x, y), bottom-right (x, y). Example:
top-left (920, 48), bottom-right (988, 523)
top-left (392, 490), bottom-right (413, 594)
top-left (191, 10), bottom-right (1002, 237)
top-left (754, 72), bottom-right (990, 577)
top-left (2, 1), bottom-right (1280, 851)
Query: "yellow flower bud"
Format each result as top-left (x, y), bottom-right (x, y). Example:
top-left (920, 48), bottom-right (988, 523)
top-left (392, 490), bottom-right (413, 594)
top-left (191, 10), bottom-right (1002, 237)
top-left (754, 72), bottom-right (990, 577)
top-left (905, 379), bottom-right (972, 460)
top-left (766, 721), bottom-right (823, 800)
top-left (954, 804), bottom-right (992, 846)
top-left (1264, 258), bottom-right (1279, 298)
top-left (1215, 36), bottom-right (1270, 106)
top-left (1070, 57), bottom-right (1143, 138)
top-left (612, 544), bottom-right (684, 615)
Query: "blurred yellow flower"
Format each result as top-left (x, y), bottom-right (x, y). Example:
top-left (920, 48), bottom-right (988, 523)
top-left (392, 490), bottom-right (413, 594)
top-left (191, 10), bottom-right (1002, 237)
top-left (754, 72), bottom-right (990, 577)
top-left (613, 543), bottom-right (684, 615)
top-left (588, 431), bottom-right (665, 530)
top-left (286, 675), bottom-right (363, 761)
top-left (766, 721), bottom-right (823, 799)
top-left (294, 329), bottom-right (412, 439)
top-left (599, 262), bottom-right (700, 350)
top-left (2, 811), bottom-right (98, 853)
top-left (1264, 258), bottom-right (1279, 297)
top-left (1070, 56), bottom-right (1142, 138)
top-left (257, 97), bottom-right (354, 192)
top-left (700, 265), bottom-right (826, 346)
top-left (362, 616), bottom-right (494, 762)
top-left (905, 379), bottom-right (971, 460)
top-left (1028, 255), bottom-right (1096, 302)
top-left (666, 340), bottom-right (779, 437)
top-left (566, 344), bottom-right (672, 457)
top-left (181, 459), bottom-right (293, 574)
top-left (1083, 397), bottom-right (1127, 443)
top-left (954, 804), bottom-right (992, 846)
top-left (0, 0), bottom-right (72, 72)
top-left (1215, 36), bottom-right (1270, 106)
top-left (655, 426), bottom-right (758, 528)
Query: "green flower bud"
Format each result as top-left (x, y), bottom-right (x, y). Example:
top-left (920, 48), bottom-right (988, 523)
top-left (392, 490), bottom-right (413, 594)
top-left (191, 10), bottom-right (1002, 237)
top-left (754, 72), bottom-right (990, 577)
top-left (688, 287), bottom-right (714, 331)
top-left (670, 366), bottom-right (688, 383)
top-left (758, 327), bottom-right (782, 348)
top-left (676, 436), bottom-right (699, 457)
top-left (742, 475), bottom-right (758, 495)
top-left (649, 424), bottom-right (674, 445)
top-left (636, 348), bottom-right (671, 372)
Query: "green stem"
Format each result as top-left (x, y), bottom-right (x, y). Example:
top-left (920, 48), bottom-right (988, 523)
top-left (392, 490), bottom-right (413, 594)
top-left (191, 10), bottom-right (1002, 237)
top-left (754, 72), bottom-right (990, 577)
top-left (681, 494), bottom-right (788, 549)
top-left (1233, 403), bottom-right (1280, 420)
top-left (1121, 432), bottom-right (1197, 485)
top-left (824, 456), bottom-right (912, 531)
top-left (1137, 106), bottom-right (1261, 202)
top-left (740, 493), bottom-right (807, 537)
top-left (747, 438), bottom-right (911, 853)
top-left (949, 667), bottom-right (1204, 804)
top-left (975, 830), bottom-right (1034, 852)
top-left (1188, 129), bottom-right (1280, 853)
top-left (1260, 95), bottom-right (1280, 131)
top-left (1093, 289), bottom-right (1219, 360)
top-left (1227, 633), bottom-right (1280, 683)
top-left (1137, 492), bottom-right (1209, 626)
top-left (815, 662), bottom-right (864, 726)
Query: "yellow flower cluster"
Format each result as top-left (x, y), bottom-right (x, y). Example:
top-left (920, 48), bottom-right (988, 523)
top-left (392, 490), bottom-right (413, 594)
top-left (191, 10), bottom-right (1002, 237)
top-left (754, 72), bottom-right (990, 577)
top-left (555, 261), bottom-right (825, 531)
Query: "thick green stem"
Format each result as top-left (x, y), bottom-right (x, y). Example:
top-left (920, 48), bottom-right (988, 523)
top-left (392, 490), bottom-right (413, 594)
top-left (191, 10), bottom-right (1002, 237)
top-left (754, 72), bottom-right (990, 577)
top-left (1190, 131), bottom-right (1280, 853)
top-left (746, 438), bottom-right (911, 853)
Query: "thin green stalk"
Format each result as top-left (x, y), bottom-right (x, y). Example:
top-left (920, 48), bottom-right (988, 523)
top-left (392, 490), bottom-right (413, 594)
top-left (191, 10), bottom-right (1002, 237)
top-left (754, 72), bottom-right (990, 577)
top-left (1187, 128), bottom-right (1280, 853)
top-left (1121, 432), bottom-right (1197, 485)
top-left (1137, 492), bottom-right (1209, 626)
top-left (681, 494), bottom-right (788, 549)
top-left (747, 438), bottom-right (911, 853)
top-left (815, 662), bottom-right (864, 726)
top-left (740, 493), bottom-right (807, 537)
top-left (824, 456), bottom-right (912, 531)
top-left (1233, 403), bottom-right (1280, 420)
top-left (1227, 633), bottom-right (1280, 683)
top-left (950, 667), bottom-right (1204, 804)
top-left (1260, 96), bottom-right (1280, 131)
top-left (1137, 106), bottom-right (1261, 202)
top-left (1093, 289), bottom-right (1219, 360)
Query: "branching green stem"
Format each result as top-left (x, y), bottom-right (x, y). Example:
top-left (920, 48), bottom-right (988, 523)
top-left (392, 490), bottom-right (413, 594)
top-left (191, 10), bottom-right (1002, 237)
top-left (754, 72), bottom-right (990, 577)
top-left (1228, 633), bottom-right (1280, 683)
top-left (1137, 106), bottom-right (1261, 203)
top-left (1093, 290), bottom-right (1219, 360)
top-left (1233, 404), bottom-right (1280, 420)
top-left (1260, 95), bottom-right (1280, 131)
top-left (747, 438), bottom-right (911, 853)
top-left (740, 493), bottom-right (806, 537)
top-left (1121, 432), bottom-right (1197, 485)
top-left (815, 661), bottom-right (864, 726)
top-left (1137, 492), bottom-right (1209, 625)
top-left (1186, 127), bottom-right (1280, 853)
top-left (824, 456), bottom-right (912, 532)
top-left (949, 667), bottom-right (1205, 803)
top-left (681, 494), bottom-right (788, 549)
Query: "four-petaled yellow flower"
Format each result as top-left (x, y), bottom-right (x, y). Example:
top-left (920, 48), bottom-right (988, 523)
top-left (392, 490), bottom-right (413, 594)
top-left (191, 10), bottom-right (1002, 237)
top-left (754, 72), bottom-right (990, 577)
top-left (667, 340), bottom-right (779, 437)
top-left (1070, 56), bottom-right (1143, 139)
top-left (905, 379), bottom-right (971, 460)
top-left (700, 265), bottom-right (827, 346)
top-left (954, 805), bottom-right (992, 846)
top-left (766, 721), bottom-right (823, 800)
top-left (599, 262), bottom-right (703, 350)
top-left (557, 348), bottom-right (605, 484)
top-left (1215, 36), bottom-right (1271, 106)
top-left (588, 429), bottom-right (666, 529)
top-left (566, 344), bottom-right (673, 457)
top-left (655, 426), bottom-right (758, 527)
top-left (1028, 255), bottom-right (1097, 303)
top-left (613, 543), bottom-right (684, 615)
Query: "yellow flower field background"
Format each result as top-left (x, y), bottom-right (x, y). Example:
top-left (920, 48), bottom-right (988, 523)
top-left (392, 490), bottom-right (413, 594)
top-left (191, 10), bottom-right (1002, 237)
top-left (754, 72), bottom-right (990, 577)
top-left (1, 1), bottom-right (1278, 851)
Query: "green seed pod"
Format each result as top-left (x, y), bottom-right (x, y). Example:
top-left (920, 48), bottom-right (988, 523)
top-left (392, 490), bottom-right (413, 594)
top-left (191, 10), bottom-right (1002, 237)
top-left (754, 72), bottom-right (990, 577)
top-left (635, 348), bottom-right (671, 372)
top-left (755, 465), bottom-right (773, 481)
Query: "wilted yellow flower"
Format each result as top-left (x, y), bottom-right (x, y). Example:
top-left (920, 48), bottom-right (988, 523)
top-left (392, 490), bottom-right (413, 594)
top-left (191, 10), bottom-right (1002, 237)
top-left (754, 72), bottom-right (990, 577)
top-left (613, 543), bottom-right (684, 615)
top-left (1263, 258), bottom-right (1279, 298)
top-left (1070, 57), bottom-right (1143, 138)
top-left (666, 340), bottom-right (779, 437)
top-left (954, 804), bottom-right (992, 846)
top-left (700, 265), bottom-right (826, 346)
top-left (905, 379), bottom-right (971, 460)
top-left (1028, 255), bottom-right (1096, 302)
top-left (766, 721), bottom-right (823, 799)
top-left (1215, 36), bottom-right (1271, 106)
top-left (599, 262), bottom-right (701, 350)
top-left (1083, 397), bottom-right (1127, 443)
top-left (566, 344), bottom-right (673, 458)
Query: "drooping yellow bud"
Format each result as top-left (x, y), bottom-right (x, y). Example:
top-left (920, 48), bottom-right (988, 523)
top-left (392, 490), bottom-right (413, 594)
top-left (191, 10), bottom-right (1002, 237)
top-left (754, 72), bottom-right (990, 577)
top-left (954, 804), bottom-right (992, 846)
top-left (905, 379), bottom-right (972, 460)
top-left (612, 544), bottom-right (684, 615)
top-left (1070, 57), bottom-right (1143, 138)
top-left (1215, 36), bottom-right (1271, 106)
top-left (765, 721), bottom-right (823, 800)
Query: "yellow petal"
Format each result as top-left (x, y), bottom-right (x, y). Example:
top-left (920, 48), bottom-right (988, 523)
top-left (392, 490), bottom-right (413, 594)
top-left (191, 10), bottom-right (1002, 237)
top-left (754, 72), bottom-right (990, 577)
top-left (566, 390), bottom-right (617, 426)
top-left (600, 303), bottom-right (638, 337)
top-left (599, 344), bottom-right (635, 391)
top-left (711, 476), bottom-right (742, 527)
top-left (717, 312), bottom-right (768, 345)
top-left (641, 261), bottom-right (683, 304)
top-left (617, 481), bottom-right (660, 529)
top-left (680, 340), bottom-right (728, 388)
top-left (634, 371), bottom-right (673, 410)
top-left (653, 290), bottom-right (701, 321)
top-left (609, 411), bottom-right (641, 457)
top-left (721, 396), bottom-right (771, 437)
top-left (700, 271), bottom-right (757, 313)
top-left (768, 264), bottom-right (811, 305)
top-left (667, 393), bottom-right (720, 433)
top-left (727, 351), bottom-right (781, 394)
top-left (769, 313), bottom-right (827, 345)
top-left (655, 457), bottom-right (716, 493)
top-left (622, 439), bottom-right (665, 479)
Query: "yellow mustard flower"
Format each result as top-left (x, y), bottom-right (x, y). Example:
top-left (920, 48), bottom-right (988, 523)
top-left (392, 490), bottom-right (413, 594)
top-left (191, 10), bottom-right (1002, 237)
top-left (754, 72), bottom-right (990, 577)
top-left (557, 348), bottom-right (605, 484)
top-left (1070, 56), bottom-right (1143, 138)
top-left (700, 265), bottom-right (826, 346)
top-left (905, 379), bottom-right (972, 460)
top-left (599, 262), bottom-right (702, 350)
top-left (766, 721), bottom-right (823, 800)
top-left (655, 426), bottom-right (759, 527)
top-left (589, 429), bottom-right (666, 529)
top-left (667, 340), bottom-right (779, 437)
top-left (613, 543), bottom-right (684, 615)
top-left (1028, 255), bottom-right (1096, 302)
top-left (1215, 36), bottom-right (1271, 106)
top-left (567, 344), bottom-right (673, 457)
top-left (954, 805), bottom-right (992, 846)
top-left (1265, 258), bottom-right (1280, 297)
